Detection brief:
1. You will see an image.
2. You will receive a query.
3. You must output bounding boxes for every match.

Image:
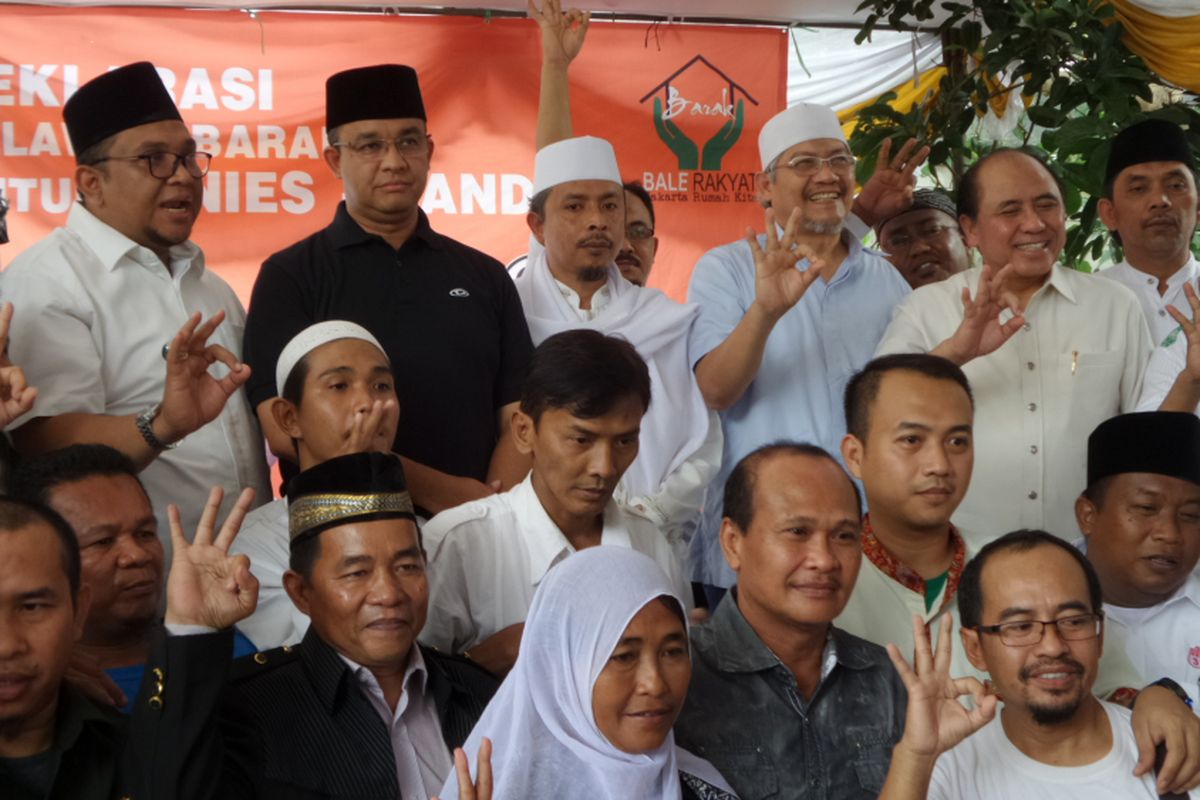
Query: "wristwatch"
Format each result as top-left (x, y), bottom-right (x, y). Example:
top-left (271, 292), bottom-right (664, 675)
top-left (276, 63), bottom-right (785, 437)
top-left (136, 403), bottom-right (180, 451)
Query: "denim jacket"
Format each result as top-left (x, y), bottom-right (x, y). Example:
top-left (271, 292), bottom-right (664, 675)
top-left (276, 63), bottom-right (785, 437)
top-left (675, 591), bottom-right (907, 800)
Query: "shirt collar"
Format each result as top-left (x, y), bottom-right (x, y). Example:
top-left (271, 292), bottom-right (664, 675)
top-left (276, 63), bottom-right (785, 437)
top-left (554, 277), bottom-right (613, 314)
top-left (339, 642), bottom-right (429, 701)
top-left (66, 202), bottom-right (202, 274)
top-left (327, 201), bottom-right (444, 252)
top-left (1165, 255), bottom-right (1200, 291)
top-left (514, 474), bottom-right (631, 586)
top-left (1042, 263), bottom-right (1078, 304)
top-left (861, 514), bottom-right (967, 612)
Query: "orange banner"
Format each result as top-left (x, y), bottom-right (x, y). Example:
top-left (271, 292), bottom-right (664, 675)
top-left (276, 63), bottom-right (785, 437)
top-left (0, 7), bottom-right (786, 303)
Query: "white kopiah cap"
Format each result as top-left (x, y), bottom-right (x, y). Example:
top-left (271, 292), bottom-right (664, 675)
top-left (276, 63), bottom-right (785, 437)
top-left (758, 101), bottom-right (847, 170)
top-left (533, 135), bottom-right (622, 195)
top-left (276, 320), bottom-right (387, 396)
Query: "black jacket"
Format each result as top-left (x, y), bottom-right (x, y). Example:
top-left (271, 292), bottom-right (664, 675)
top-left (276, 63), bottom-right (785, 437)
top-left (139, 626), bottom-right (497, 800)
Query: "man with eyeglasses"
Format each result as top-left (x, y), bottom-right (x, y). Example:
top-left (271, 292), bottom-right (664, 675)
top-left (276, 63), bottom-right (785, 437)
top-left (0, 61), bottom-right (269, 549)
top-left (686, 102), bottom-right (919, 600)
top-left (874, 188), bottom-right (970, 289)
top-left (909, 529), bottom-right (1200, 798)
top-left (242, 65), bottom-right (534, 519)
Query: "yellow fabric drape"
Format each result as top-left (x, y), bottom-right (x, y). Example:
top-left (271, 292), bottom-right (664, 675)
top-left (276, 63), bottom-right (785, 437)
top-left (1108, 0), bottom-right (1200, 92)
top-left (837, 65), bottom-right (948, 136)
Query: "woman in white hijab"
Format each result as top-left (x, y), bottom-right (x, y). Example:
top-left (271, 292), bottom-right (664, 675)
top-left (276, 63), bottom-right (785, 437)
top-left (439, 545), bottom-right (738, 800)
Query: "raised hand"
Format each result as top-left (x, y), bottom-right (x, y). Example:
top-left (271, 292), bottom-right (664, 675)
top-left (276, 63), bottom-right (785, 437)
top-left (888, 613), bottom-right (997, 759)
top-left (335, 398), bottom-right (398, 458)
top-left (701, 99), bottom-right (744, 170)
top-left (157, 311), bottom-right (252, 445)
top-left (164, 486), bottom-right (258, 630)
top-left (0, 302), bottom-right (38, 427)
top-left (932, 262), bottom-right (1025, 366)
top-left (1167, 283), bottom-right (1200, 382)
top-left (432, 738), bottom-right (493, 800)
top-left (653, 97), bottom-right (699, 170)
top-left (748, 207), bottom-right (830, 320)
top-left (528, 0), bottom-right (589, 69)
top-left (852, 137), bottom-right (931, 227)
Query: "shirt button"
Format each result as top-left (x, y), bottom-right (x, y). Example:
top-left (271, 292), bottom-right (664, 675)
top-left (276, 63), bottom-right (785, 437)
top-left (1028, 491), bottom-right (1039, 500)
top-left (1030, 445), bottom-right (1038, 454)
top-left (1160, 309), bottom-right (1168, 316)
top-left (1026, 362), bottom-right (1035, 371)
top-left (1023, 322), bottom-right (1032, 331)
top-left (1028, 402), bottom-right (1037, 411)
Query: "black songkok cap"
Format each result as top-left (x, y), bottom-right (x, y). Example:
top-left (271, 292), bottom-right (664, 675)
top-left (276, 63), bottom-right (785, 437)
top-left (1087, 412), bottom-right (1200, 489)
top-left (326, 65), bottom-right (426, 131)
top-left (875, 187), bottom-right (959, 235)
top-left (1104, 119), bottom-right (1195, 190)
top-left (63, 62), bottom-right (182, 156)
top-left (286, 452), bottom-right (415, 549)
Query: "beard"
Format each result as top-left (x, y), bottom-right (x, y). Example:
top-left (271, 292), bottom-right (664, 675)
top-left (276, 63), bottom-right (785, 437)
top-left (1028, 696), bottom-right (1082, 726)
top-left (578, 266), bottom-right (608, 282)
top-left (802, 216), bottom-right (843, 235)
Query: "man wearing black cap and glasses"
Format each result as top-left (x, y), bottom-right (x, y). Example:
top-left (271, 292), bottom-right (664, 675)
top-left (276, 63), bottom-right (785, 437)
top-left (243, 65), bottom-right (534, 519)
top-left (0, 62), bottom-right (269, 553)
top-left (1099, 119), bottom-right (1200, 346)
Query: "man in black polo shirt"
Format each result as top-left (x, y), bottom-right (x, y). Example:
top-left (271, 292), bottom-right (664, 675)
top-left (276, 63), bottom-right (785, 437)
top-left (243, 65), bottom-right (533, 516)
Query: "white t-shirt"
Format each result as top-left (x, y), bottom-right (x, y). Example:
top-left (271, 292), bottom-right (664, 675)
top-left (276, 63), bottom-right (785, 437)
top-left (930, 701), bottom-right (1199, 798)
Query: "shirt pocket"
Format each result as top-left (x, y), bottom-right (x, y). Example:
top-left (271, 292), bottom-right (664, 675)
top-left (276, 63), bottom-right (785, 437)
top-left (707, 744), bottom-right (779, 800)
top-left (846, 726), bottom-right (894, 794)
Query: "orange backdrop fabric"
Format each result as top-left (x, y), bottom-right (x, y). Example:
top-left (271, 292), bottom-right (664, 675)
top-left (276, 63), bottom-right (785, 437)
top-left (0, 7), bottom-right (787, 303)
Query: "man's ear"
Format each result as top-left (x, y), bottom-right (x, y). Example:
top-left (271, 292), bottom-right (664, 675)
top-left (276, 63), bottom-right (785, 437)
top-left (959, 213), bottom-right (979, 250)
top-left (719, 518), bottom-right (744, 573)
top-left (1097, 197), bottom-right (1118, 233)
top-left (961, 626), bottom-right (989, 673)
top-left (755, 171), bottom-right (774, 208)
top-left (283, 570), bottom-right (311, 616)
top-left (322, 146), bottom-right (342, 178)
top-left (75, 165), bottom-right (104, 208)
top-left (842, 434), bottom-right (865, 480)
top-left (526, 211), bottom-right (546, 244)
top-left (272, 397), bottom-right (303, 441)
top-left (511, 409), bottom-right (536, 456)
top-left (1075, 495), bottom-right (1097, 541)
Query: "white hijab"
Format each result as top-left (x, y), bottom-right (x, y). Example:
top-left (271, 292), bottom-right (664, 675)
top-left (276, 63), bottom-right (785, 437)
top-left (513, 251), bottom-right (711, 499)
top-left (440, 546), bottom-right (734, 799)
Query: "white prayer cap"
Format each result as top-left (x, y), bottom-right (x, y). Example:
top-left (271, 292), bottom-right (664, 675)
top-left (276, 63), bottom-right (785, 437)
top-left (758, 101), bottom-right (847, 170)
top-left (275, 320), bottom-right (386, 396)
top-left (533, 136), bottom-right (622, 195)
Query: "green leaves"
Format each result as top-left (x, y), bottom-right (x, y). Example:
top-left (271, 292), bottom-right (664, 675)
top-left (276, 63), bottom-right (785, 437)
top-left (847, 0), bottom-right (1200, 270)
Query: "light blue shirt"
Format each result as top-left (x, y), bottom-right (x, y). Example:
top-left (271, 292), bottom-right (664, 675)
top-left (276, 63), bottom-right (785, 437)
top-left (686, 231), bottom-right (910, 587)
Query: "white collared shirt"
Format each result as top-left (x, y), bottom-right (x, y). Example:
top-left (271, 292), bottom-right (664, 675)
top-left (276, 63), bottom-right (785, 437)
top-left (1135, 322), bottom-right (1195, 412)
top-left (877, 265), bottom-right (1151, 548)
top-left (553, 278), bottom-right (612, 322)
top-left (0, 204), bottom-right (270, 554)
top-left (419, 473), bottom-right (691, 654)
top-left (1105, 573), bottom-right (1200, 709)
top-left (339, 645), bottom-right (453, 800)
top-left (1099, 256), bottom-right (1200, 345)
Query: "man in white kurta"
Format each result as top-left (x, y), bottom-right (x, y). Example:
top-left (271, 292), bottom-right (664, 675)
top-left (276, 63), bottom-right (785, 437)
top-left (876, 149), bottom-right (1151, 547)
top-left (1096, 119), bottom-right (1199, 346)
top-left (516, 136), bottom-right (719, 554)
top-left (0, 63), bottom-right (268, 551)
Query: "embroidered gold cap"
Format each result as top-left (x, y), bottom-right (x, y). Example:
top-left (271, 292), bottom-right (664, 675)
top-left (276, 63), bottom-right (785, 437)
top-left (286, 452), bottom-right (415, 548)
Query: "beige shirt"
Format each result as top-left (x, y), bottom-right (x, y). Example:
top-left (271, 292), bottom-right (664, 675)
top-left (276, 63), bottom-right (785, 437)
top-left (877, 265), bottom-right (1152, 549)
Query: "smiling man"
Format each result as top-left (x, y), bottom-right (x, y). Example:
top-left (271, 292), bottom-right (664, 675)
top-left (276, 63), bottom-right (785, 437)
top-left (875, 188), bottom-right (970, 289)
top-left (1098, 119), bottom-right (1199, 345)
top-left (685, 102), bottom-right (914, 596)
top-left (419, 330), bottom-right (690, 675)
top-left (1078, 412), bottom-right (1200, 707)
top-left (0, 61), bottom-right (270, 548)
top-left (877, 148), bottom-right (1152, 549)
top-left (243, 64), bottom-right (533, 520)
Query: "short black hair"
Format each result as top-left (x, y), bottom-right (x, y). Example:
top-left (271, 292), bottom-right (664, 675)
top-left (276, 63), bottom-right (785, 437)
top-left (958, 529), bottom-right (1102, 630)
top-left (528, 187), bottom-right (552, 219)
top-left (622, 181), bottom-right (656, 228)
top-left (326, 125), bottom-right (342, 147)
top-left (723, 441), bottom-right (862, 532)
top-left (0, 497), bottom-right (82, 600)
top-left (75, 132), bottom-right (114, 168)
top-left (844, 354), bottom-right (973, 442)
top-left (11, 443), bottom-right (147, 509)
top-left (520, 330), bottom-right (651, 423)
top-left (956, 147), bottom-right (1067, 222)
top-left (288, 520), bottom-right (426, 580)
top-left (1080, 475), bottom-right (1115, 510)
top-left (281, 352), bottom-right (312, 406)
